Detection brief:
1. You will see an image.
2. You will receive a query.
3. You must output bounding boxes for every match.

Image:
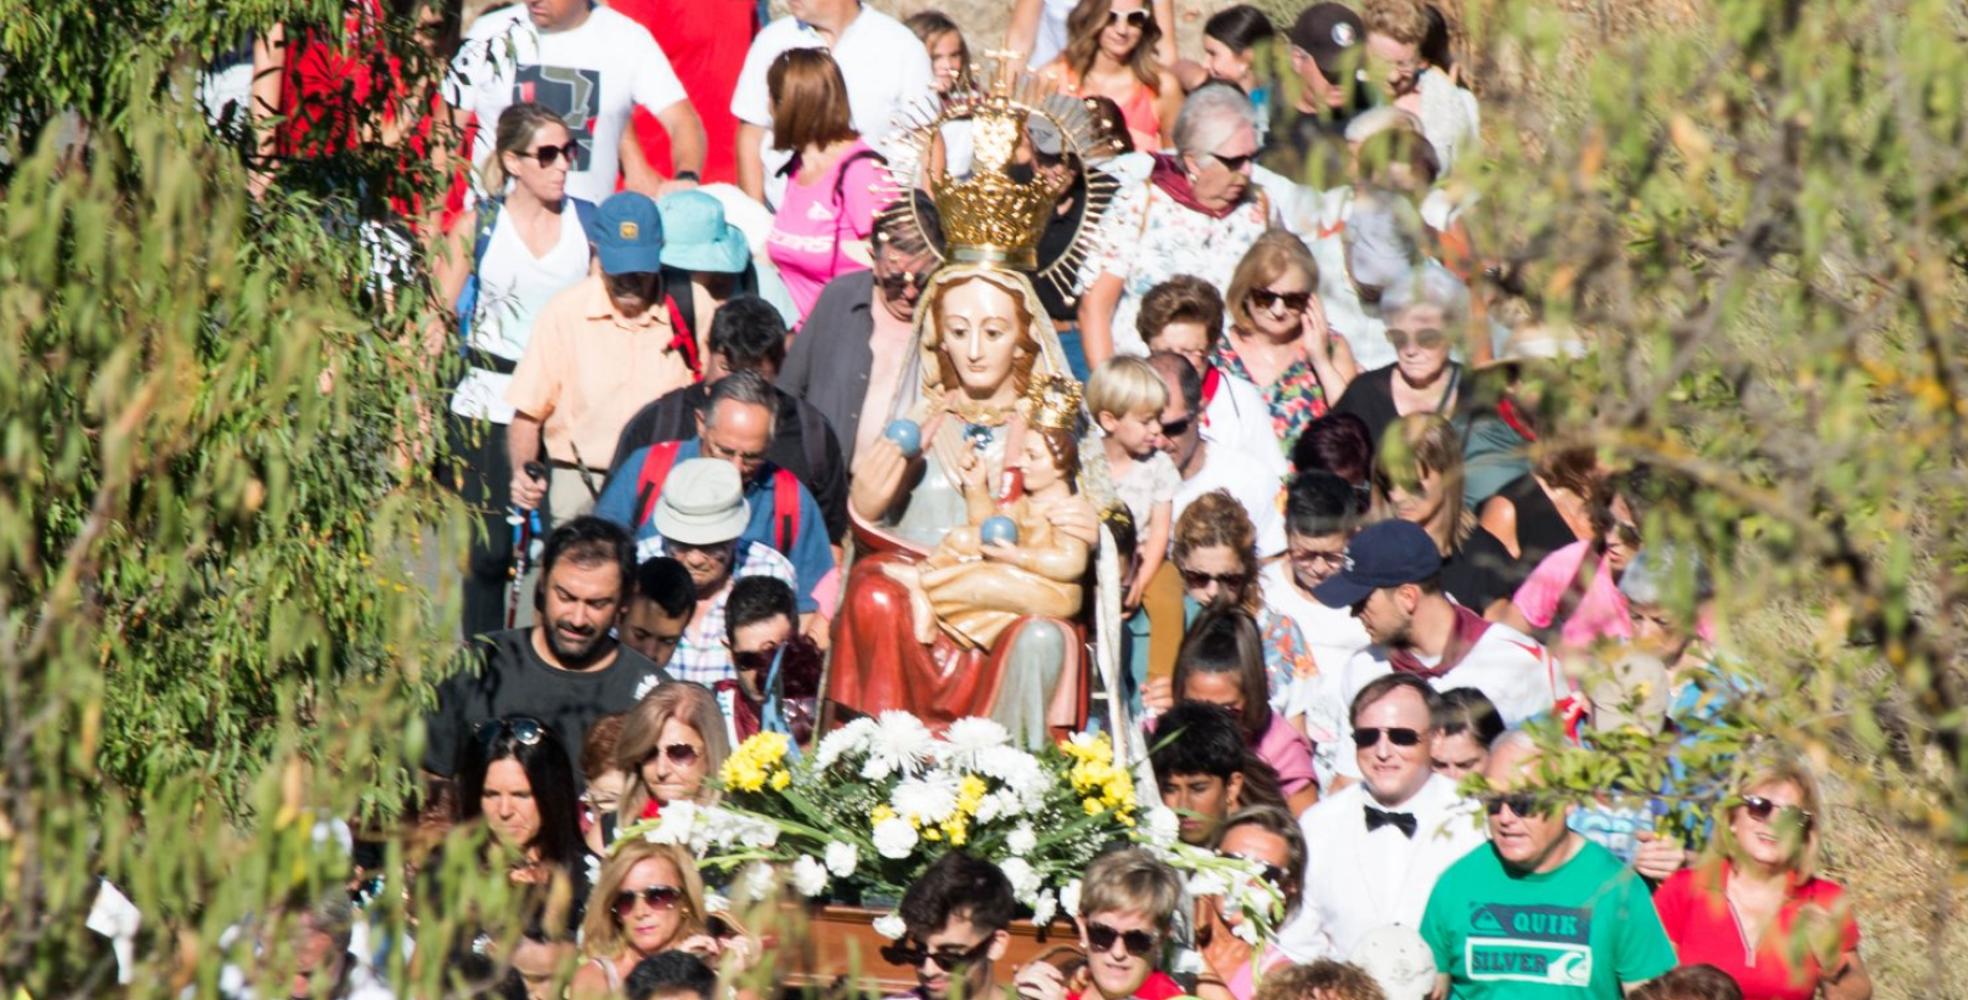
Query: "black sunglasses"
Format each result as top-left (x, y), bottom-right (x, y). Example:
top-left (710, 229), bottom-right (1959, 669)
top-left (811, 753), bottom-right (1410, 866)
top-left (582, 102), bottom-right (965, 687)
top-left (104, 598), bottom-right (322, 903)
top-left (1248, 287), bottom-right (1311, 312)
top-left (1483, 792), bottom-right (1554, 818)
top-left (876, 266), bottom-right (932, 298)
top-left (1107, 8), bottom-right (1152, 28)
top-left (611, 884), bottom-right (683, 919)
top-left (1225, 852), bottom-right (1289, 888)
top-left (1740, 794), bottom-right (1813, 828)
top-left (646, 742), bottom-right (701, 767)
top-left (1386, 328), bottom-right (1448, 351)
top-left (529, 141), bottom-right (581, 167)
top-left (1160, 416), bottom-right (1192, 438)
top-left (881, 934), bottom-right (994, 972)
top-left (476, 717), bottom-right (545, 747)
top-left (1180, 568), bottom-right (1249, 590)
top-left (1086, 921), bottom-right (1159, 958)
top-left (1209, 150), bottom-right (1256, 173)
top-left (1351, 726), bottom-right (1424, 749)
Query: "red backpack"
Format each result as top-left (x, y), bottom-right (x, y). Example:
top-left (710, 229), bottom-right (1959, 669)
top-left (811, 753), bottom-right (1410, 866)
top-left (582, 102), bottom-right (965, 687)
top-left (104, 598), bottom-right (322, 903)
top-left (633, 442), bottom-right (801, 554)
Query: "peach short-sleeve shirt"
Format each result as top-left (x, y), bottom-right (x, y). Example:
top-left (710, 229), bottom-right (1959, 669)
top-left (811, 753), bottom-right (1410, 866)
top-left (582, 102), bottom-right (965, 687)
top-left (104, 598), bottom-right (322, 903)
top-left (504, 273), bottom-right (695, 469)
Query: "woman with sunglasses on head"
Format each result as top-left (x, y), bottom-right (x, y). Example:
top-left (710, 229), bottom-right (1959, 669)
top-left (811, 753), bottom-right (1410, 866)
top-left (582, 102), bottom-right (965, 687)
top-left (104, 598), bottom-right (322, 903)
top-left (455, 716), bottom-right (593, 925)
top-left (1652, 748), bottom-right (1872, 1000)
top-left (1149, 604), bottom-right (1319, 817)
top-left (614, 683), bottom-right (731, 834)
top-left (1041, 0), bottom-right (1181, 154)
top-left (575, 840), bottom-right (754, 1000)
top-left (1144, 494), bottom-right (1313, 756)
top-left (1328, 261), bottom-right (1471, 447)
top-left (433, 101), bottom-right (597, 638)
top-left (1216, 231), bottom-right (1359, 455)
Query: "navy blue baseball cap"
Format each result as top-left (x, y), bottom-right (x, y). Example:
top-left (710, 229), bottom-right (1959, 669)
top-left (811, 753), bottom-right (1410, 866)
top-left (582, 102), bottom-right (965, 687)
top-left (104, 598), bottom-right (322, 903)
top-left (1311, 519), bottom-right (1444, 608)
top-left (586, 192), bottom-right (665, 275)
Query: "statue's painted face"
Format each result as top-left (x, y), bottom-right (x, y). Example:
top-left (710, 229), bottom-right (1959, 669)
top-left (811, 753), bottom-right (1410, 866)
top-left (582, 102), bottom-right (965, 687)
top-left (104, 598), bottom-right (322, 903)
top-left (1010, 428), bottom-right (1062, 494)
top-left (936, 277), bottom-right (1027, 397)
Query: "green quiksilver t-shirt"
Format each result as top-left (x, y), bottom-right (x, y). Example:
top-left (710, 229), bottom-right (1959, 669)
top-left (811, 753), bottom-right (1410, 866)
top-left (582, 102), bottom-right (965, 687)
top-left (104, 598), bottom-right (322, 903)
top-left (1421, 839), bottom-right (1676, 998)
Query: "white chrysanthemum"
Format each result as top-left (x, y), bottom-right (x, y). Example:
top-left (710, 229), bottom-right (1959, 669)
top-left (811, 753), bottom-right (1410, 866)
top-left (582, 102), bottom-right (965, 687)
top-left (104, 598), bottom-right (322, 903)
top-left (999, 857), bottom-right (1041, 904)
top-left (734, 813), bottom-right (781, 849)
top-left (817, 717), bottom-right (877, 771)
top-left (873, 913), bottom-right (908, 940)
top-left (1142, 806), bottom-right (1180, 846)
top-left (938, 717), bottom-right (1010, 769)
top-left (1185, 871), bottom-right (1230, 899)
top-left (1059, 879), bottom-right (1082, 918)
top-left (1031, 890), bottom-right (1058, 928)
top-left (642, 800), bottom-right (699, 846)
top-left (976, 788), bottom-right (1028, 825)
top-left (791, 855), bottom-right (830, 897)
top-left (704, 890), bottom-right (732, 914)
top-left (738, 862), bottom-right (778, 901)
top-left (873, 817), bottom-right (920, 859)
top-left (824, 841), bottom-right (859, 878)
top-left (1007, 824), bottom-right (1037, 856)
top-left (861, 712), bottom-right (935, 781)
top-left (892, 775), bottom-right (961, 825)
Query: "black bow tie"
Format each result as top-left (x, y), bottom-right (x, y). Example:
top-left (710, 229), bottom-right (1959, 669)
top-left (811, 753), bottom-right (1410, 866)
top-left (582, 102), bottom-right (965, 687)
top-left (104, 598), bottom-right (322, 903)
top-left (1365, 805), bottom-right (1418, 838)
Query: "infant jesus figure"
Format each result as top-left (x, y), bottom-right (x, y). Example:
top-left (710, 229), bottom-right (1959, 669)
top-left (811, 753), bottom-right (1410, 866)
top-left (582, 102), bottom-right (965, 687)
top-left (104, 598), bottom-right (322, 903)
top-left (883, 375), bottom-right (1098, 649)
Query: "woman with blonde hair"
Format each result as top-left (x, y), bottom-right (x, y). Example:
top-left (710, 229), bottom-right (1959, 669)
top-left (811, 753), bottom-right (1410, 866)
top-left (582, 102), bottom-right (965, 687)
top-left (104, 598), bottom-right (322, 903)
top-left (1652, 748), bottom-right (1872, 1000)
top-left (1372, 413), bottom-right (1515, 613)
top-left (1217, 230), bottom-right (1358, 453)
top-left (433, 101), bottom-right (596, 636)
top-left (1042, 0), bottom-right (1182, 153)
top-left (615, 682), bottom-right (731, 830)
top-left (574, 840), bottom-right (752, 998)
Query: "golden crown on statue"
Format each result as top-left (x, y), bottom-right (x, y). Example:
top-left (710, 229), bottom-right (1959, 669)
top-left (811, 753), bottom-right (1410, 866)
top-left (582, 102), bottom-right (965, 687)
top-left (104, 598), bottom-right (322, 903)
top-left (932, 85), bottom-right (1070, 268)
top-left (878, 54), bottom-right (1120, 297)
top-left (1020, 372), bottom-right (1084, 432)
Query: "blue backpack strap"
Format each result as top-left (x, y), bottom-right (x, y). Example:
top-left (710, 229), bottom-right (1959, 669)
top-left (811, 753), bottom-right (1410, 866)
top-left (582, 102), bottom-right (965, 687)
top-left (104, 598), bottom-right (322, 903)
top-left (454, 195), bottom-right (505, 351)
top-left (569, 197), bottom-right (599, 244)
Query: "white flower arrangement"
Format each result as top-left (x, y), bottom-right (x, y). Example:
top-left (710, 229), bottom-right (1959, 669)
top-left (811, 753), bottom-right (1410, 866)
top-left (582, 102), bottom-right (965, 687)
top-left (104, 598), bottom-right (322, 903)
top-left (628, 711), bottom-right (1275, 936)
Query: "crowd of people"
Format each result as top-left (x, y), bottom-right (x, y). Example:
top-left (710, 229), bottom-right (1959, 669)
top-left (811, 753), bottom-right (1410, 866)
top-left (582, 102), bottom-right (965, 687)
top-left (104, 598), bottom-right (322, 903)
top-left (227, 0), bottom-right (1877, 998)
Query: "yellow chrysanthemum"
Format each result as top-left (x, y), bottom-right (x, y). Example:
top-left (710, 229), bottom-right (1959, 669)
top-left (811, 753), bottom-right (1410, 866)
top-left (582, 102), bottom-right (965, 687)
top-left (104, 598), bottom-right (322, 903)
top-left (872, 804), bottom-right (897, 825)
top-left (720, 731), bottom-right (792, 793)
top-left (956, 774), bottom-right (988, 815)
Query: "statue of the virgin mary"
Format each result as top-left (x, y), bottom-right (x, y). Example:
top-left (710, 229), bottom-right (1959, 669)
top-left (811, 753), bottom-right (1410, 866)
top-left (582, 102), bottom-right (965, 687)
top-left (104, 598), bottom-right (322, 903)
top-left (827, 63), bottom-right (1128, 750)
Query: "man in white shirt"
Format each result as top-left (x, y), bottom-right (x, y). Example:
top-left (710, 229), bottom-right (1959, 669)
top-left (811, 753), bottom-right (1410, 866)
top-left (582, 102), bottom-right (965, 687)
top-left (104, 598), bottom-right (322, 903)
top-left (1276, 673), bottom-right (1483, 963)
top-left (447, 0), bottom-right (706, 203)
top-left (1146, 352), bottom-right (1285, 556)
top-left (729, 0), bottom-right (933, 207)
top-left (1262, 470), bottom-right (1373, 783)
top-left (1312, 519), bottom-right (1568, 782)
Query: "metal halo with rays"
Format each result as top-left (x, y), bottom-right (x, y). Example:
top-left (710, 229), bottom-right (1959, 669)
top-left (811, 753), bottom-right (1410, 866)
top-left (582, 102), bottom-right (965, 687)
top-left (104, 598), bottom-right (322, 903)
top-left (871, 53), bottom-right (1122, 306)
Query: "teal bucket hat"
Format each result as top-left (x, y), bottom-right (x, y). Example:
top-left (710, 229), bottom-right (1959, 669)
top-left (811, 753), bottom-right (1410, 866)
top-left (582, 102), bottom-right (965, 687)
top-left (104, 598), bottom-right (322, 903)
top-left (657, 190), bottom-right (751, 274)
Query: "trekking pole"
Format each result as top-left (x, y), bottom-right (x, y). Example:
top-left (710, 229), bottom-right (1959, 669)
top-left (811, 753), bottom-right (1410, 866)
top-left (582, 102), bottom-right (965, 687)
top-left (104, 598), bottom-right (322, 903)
top-left (505, 461), bottom-right (547, 629)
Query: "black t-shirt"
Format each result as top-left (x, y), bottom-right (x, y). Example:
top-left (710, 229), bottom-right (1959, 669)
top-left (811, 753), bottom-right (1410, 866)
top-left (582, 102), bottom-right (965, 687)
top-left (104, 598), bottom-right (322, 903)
top-left (423, 628), bottom-right (670, 778)
top-left (1442, 527), bottom-right (1517, 613)
top-left (1329, 363), bottom-right (1472, 449)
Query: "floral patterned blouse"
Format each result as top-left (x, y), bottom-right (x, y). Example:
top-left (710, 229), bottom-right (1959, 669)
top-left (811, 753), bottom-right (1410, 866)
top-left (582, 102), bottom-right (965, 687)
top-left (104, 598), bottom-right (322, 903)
top-left (1212, 336), bottom-right (1331, 454)
top-left (1084, 179), bottom-right (1272, 357)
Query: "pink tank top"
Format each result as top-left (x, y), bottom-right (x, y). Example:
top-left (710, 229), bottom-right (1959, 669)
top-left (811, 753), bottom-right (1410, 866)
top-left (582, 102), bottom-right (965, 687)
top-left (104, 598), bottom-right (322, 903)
top-left (1060, 68), bottom-right (1164, 152)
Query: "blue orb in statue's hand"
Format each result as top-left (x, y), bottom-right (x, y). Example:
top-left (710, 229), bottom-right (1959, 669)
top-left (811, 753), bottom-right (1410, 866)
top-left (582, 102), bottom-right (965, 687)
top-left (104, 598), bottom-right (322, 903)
top-left (883, 419), bottom-right (923, 458)
top-left (980, 516), bottom-right (1020, 547)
